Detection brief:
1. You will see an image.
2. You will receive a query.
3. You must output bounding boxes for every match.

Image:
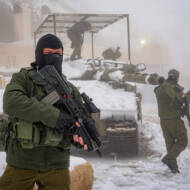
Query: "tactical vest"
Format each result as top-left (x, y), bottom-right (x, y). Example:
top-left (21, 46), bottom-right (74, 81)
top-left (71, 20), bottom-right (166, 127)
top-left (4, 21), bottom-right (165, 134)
top-left (8, 67), bottom-right (71, 150)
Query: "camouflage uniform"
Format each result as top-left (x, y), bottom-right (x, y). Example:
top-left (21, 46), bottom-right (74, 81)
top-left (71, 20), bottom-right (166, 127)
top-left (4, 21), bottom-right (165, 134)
top-left (154, 69), bottom-right (188, 173)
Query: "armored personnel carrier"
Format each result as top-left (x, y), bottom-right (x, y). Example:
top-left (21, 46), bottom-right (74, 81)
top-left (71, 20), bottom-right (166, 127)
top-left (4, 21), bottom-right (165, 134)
top-left (33, 13), bottom-right (159, 155)
top-left (64, 58), bottom-right (158, 156)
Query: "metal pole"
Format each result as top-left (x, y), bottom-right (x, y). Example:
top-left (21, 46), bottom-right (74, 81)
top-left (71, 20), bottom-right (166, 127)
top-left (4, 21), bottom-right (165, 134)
top-left (91, 32), bottom-right (94, 58)
top-left (34, 32), bottom-right (37, 47)
top-left (126, 15), bottom-right (131, 64)
top-left (53, 15), bottom-right (57, 35)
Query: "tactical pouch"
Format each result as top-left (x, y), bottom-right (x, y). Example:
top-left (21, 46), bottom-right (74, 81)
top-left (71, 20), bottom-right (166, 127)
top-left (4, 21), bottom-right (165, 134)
top-left (16, 120), bottom-right (40, 149)
top-left (42, 128), bottom-right (63, 146)
top-left (17, 120), bottom-right (63, 148)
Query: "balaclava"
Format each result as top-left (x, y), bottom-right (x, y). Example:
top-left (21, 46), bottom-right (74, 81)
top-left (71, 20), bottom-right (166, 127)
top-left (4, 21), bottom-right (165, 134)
top-left (35, 34), bottom-right (63, 75)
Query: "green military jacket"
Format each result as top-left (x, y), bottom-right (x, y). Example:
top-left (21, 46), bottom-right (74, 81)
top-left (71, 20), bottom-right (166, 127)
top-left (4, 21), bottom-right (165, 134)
top-left (3, 66), bottom-right (81, 171)
top-left (154, 79), bottom-right (184, 119)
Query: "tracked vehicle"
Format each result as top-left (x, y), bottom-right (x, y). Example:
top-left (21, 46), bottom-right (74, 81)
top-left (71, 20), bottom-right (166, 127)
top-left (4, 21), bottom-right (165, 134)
top-left (35, 14), bottom-right (159, 155)
top-left (67, 59), bottom-right (158, 156)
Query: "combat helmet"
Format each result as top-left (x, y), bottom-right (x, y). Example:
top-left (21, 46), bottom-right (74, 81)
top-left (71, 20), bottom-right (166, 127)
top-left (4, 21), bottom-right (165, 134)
top-left (168, 69), bottom-right (180, 80)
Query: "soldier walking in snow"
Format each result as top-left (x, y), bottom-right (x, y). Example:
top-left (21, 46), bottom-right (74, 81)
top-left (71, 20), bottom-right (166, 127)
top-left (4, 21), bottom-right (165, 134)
top-left (67, 21), bottom-right (91, 61)
top-left (0, 34), bottom-right (87, 190)
top-left (154, 69), bottom-right (188, 173)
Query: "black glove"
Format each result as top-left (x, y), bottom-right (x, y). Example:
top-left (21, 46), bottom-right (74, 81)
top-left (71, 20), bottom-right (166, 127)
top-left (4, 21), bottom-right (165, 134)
top-left (71, 127), bottom-right (88, 150)
top-left (55, 111), bottom-right (76, 133)
top-left (71, 139), bottom-right (84, 149)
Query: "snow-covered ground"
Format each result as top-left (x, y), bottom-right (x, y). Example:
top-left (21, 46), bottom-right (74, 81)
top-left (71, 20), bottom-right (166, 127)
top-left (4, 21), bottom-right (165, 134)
top-left (0, 60), bottom-right (190, 189)
top-left (89, 110), bottom-right (190, 190)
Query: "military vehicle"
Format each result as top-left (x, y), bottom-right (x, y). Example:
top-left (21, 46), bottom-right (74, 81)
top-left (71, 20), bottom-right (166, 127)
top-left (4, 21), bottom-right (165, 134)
top-left (65, 58), bottom-right (159, 156)
top-left (32, 14), bottom-right (161, 155)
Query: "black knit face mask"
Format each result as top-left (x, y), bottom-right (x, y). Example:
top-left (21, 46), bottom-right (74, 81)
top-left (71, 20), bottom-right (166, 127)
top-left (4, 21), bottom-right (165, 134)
top-left (35, 34), bottom-right (64, 73)
top-left (44, 54), bottom-right (63, 75)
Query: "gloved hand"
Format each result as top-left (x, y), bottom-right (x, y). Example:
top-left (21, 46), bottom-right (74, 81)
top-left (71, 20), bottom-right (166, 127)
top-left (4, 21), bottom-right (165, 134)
top-left (71, 122), bottom-right (88, 150)
top-left (55, 111), bottom-right (76, 133)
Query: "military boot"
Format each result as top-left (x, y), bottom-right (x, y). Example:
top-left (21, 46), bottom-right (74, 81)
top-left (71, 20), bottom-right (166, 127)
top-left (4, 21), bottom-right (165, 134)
top-left (162, 157), bottom-right (180, 174)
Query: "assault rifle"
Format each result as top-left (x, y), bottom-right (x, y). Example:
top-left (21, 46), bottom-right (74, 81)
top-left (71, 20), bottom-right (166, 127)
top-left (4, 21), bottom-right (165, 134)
top-left (31, 65), bottom-right (102, 157)
top-left (181, 94), bottom-right (190, 126)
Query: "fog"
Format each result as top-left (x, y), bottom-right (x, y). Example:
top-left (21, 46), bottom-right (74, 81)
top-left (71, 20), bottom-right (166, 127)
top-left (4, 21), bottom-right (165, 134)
top-left (62, 0), bottom-right (190, 88)
top-left (0, 0), bottom-right (190, 88)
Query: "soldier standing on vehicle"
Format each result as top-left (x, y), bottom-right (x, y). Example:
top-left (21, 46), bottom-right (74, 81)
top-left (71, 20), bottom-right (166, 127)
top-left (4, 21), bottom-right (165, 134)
top-left (154, 69), bottom-right (188, 173)
top-left (0, 34), bottom-right (87, 190)
top-left (67, 21), bottom-right (91, 61)
top-left (102, 46), bottom-right (121, 61)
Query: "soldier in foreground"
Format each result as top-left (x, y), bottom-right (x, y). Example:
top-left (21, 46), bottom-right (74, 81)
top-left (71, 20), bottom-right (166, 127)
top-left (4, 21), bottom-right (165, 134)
top-left (0, 34), bottom-right (88, 190)
top-left (154, 69), bottom-right (188, 173)
top-left (67, 21), bottom-right (91, 61)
